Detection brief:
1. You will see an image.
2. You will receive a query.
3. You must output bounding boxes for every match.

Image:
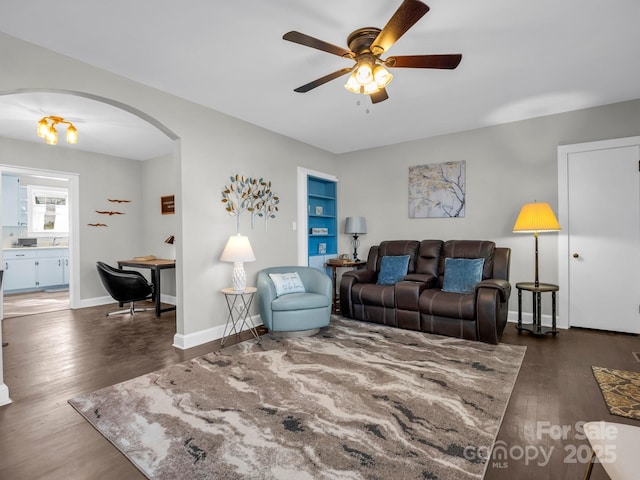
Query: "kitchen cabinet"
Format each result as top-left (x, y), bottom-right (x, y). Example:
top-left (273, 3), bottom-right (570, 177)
top-left (3, 248), bottom-right (69, 292)
top-left (3, 250), bottom-right (37, 290)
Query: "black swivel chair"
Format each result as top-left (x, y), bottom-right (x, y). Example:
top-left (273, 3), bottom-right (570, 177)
top-left (96, 261), bottom-right (154, 316)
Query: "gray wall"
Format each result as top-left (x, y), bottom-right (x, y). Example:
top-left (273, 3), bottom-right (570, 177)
top-left (2, 29), bottom-right (640, 339)
top-left (0, 137), bottom-right (145, 300)
top-left (142, 152), bottom-right (178, 296)
top-left (336, 99), bottom-right (640, 313)
top-left (0, 31), bottom-right (339, 341)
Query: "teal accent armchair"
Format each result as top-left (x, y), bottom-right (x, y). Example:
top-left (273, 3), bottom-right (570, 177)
top-left (257, 266), bottom-right (332, 335)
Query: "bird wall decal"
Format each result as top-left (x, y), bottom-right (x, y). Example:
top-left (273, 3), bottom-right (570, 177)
top-left (95, 210), bottom-right (125, 215)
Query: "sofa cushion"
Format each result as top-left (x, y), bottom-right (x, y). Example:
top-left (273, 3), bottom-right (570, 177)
top-left (376, 241), bottom-right (420, 273)
top-left (377, 255), bottom-right (410, 285)
top-left (271, 292), bottom-right (329, 311)
top-left (437, 240), bottom-right (496, 288)
top-left (352, 284), bottom-right (396, 308)
top-left (268, 272), bottom-right (305, 297)
top-left (419, 289), bottom-right (476, 320)
top-left (442, 258), bottom-right (485, 294)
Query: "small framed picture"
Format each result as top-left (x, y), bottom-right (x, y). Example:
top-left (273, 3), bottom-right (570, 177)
top-left (318, 243), bottom-right (327, 254)
top-left (161, 195), bottom-right (175, 215)
top-left (315, 206), bottom-right (323, 215)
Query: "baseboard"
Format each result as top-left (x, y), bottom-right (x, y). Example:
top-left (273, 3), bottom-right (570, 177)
top-left (75, 295), bottom-right (176, 309)
top-left (75, 296), bottom-right (115, 309)
top-left (0, 383), bottom-right (12, 406)
top-left (173, 314), bottom-right (263, 350)
top-left (507, 310), bottom-right (566, 329)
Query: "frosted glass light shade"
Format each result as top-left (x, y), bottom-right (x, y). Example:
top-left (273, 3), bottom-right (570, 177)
top-left (513, 202), bottom-right (561, 233)
top-left (66, 124), bottom-right (78, 144)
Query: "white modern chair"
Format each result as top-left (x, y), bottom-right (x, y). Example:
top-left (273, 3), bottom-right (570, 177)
top-left (583, 421), bottom-right (640, 480)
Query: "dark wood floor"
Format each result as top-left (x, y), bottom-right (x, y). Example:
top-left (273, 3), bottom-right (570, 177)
top-left (0, 305), bottom-right (638, 479)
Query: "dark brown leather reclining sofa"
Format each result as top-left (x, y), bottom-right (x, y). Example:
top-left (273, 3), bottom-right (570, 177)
top-left (339, 240), bottom-right (511, 344)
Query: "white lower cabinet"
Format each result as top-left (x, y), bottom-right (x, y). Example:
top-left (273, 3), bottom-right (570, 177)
top-left (3, 248), bottom-right (69, 292)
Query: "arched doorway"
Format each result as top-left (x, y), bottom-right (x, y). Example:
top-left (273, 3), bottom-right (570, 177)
top-left (0, 89), bottom-right (180, 406)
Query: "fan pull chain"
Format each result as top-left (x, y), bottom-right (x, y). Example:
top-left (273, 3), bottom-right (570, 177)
top-left (355, 96), bottom-right (371, 115)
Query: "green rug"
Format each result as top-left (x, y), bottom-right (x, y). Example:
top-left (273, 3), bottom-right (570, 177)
top-left (70, 317), bottom-right (526, 479)
top-left (592, 366), bottom-right (640, 420)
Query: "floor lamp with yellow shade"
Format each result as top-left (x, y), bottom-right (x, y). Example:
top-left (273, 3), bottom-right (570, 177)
top-left (512, 202), bottom-right (561, 286)
top-left (513, 202), bottom-right (562, 336)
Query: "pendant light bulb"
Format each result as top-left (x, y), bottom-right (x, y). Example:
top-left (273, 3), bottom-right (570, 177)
top-left (37, 118), bottom-right (49, 138)
top-left (45, 125), bottom-right (58, 145)
top-left (66, 124), bottom-right (78, 144)
top-left (344, 73), bottom-right (362, 94)
top-left (355, 62), bottom-right (373, 85)
top-left (373, 65), bottom-right (393, 89)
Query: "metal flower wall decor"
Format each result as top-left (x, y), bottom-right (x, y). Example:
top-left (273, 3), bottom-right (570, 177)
top-left (221, 175), bottom-right (280, 232)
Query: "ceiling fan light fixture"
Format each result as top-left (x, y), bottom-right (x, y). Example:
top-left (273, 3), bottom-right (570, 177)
top-left (362, 82), bottom-right (381, 95)
top-left (354, 61), bottom-right (373, 85)
top-left (344, 73), bottom-right (362, 94)
top-left (373, 65), bottom-right (393, 89)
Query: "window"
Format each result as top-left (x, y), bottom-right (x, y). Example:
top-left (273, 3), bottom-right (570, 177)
top-left (27, 185), bottom-right (69, 234)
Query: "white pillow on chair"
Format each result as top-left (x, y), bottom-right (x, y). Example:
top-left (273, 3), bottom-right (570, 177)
top-left (268, 272), bottom-right (305, 297)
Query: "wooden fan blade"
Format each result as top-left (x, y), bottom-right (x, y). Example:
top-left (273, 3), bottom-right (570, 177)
top-left (386, 54), bottom-right (462, 69)
top-left (293, 68), bottom-right (354, 93)
top-left (371, 0), bottom-right (430, 55)
top-left (370, 88), bottom-right (389, 104)
top-left (283, 31), bottom-right (353, 58)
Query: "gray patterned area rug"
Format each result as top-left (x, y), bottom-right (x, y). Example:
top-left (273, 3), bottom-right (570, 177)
top-left (69, 317), bottom-right (525, 480)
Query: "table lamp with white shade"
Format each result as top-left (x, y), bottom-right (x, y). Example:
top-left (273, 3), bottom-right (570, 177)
top-left (512, 202), bottom-right (561, 287)
top-left (220, 234), bottom-right (256, 291)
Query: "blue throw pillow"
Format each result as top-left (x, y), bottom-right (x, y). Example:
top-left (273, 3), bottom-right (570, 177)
top-left (377, 255), bottom-right (411, 285)
top-left (442, 258), bottom-right (485, 294)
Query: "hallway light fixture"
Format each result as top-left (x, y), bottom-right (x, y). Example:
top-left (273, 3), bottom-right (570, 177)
top-left (513, 202), bottom-right (561, 287)
top-left (37, 116), bottom-right (78, 145)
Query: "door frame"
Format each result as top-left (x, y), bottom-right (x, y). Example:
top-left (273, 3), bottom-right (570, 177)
top-left (0, 165), bottom-right (80, 310)
top-left (557, 136), bottom-right (640, 328)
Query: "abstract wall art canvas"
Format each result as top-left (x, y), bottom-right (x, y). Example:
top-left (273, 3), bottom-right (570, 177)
top-left (409, 161), bottom-right (466, 218)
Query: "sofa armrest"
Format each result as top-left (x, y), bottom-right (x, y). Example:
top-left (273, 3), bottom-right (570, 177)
top-left (476, 279), bottom-right (511, 302)
top-left (396, 280), bottom-right (432, 311)
top-left (339, 269), bottom-right (376, 318)
top-left (342, 269), bottom-right (376, 284)
top-left (403, 273), bottom-right (436, 284)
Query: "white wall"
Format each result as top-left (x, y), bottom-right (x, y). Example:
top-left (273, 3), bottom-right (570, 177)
top-left (336, 99), bottom-right (640, 314)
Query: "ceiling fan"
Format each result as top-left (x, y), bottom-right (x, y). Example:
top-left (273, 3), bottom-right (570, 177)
top-left (283, 0), bottom-right (462, 104)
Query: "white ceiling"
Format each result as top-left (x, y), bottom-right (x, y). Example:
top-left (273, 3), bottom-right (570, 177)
top-left (0, 0), bottom-right (639, 160)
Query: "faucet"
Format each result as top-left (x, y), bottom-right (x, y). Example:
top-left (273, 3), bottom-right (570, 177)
top-left (53, 237), bottom-right (61, 246)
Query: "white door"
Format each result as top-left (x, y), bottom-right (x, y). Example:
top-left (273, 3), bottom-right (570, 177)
top-left (566, 144), bottom-right (640, 333)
